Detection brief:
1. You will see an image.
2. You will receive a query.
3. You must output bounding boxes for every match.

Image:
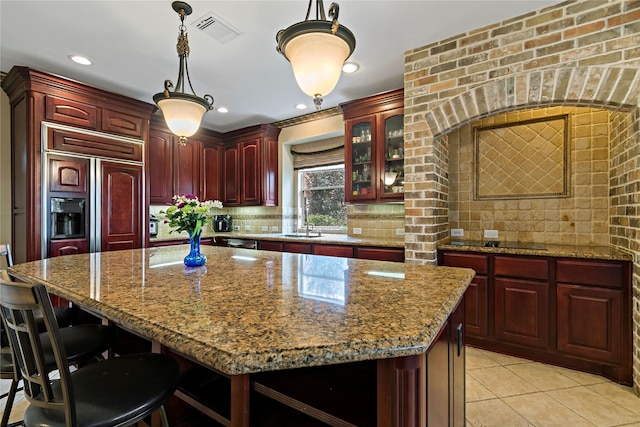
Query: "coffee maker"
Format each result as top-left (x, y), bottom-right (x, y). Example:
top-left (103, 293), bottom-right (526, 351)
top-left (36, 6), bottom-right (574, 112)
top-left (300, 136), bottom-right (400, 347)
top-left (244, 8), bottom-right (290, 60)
top-left (213, 215), bottom-right (232, 232)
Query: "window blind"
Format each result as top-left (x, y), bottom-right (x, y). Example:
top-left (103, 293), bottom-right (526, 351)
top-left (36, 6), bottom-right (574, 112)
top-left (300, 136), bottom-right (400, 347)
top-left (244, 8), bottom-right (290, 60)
top-left (290, 136), bottom-right (344, 170)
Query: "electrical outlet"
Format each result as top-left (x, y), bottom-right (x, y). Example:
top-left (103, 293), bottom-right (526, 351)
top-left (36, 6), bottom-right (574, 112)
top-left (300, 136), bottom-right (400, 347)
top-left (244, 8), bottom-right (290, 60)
top-left (271, 226), bottom-right (279, 232)
top-left (395, 228), bottom-right (405, 236)
top-left (484, 229), bottom-right (499, 239)
top-left (233, 225), bottom-right (240, 231)
top-left (244, 225), bottom-right (251, 231)
top-left (261, 226), bottom-right (269, 232)
top-left (352, 227), bottom-right (362, 235)
top-left (451, 228), bottom-right (464, 237)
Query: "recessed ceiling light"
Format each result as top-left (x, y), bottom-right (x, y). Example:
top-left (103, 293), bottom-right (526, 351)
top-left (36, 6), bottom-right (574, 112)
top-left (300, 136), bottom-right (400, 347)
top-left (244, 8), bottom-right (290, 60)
top-left (342, 62), bottom-right (359, 73)
top-left (296, 104), bottom-right (307, 110)
top-left (68, 55), bottom-right (93, 66)
top-left (217, 107), bottom-right (229, 113)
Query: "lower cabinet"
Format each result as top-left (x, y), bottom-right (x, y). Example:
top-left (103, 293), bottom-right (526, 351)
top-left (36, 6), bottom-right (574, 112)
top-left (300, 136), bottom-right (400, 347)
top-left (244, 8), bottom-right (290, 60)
top-left (494, 278), bottom-right (549, 349)
top-left (557, 284), bottom-right (623, 363)
top-left (438, 250), bottom-right (632, 385)
top-left (427, 297), bottom-right (466, 427)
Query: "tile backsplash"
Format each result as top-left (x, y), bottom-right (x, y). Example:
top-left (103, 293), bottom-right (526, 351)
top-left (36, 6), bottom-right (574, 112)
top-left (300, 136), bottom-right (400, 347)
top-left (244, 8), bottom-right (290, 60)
top-left (150, 203), bottom-right (405, 240)
top-left (448, 107), bottom-right (610, 246)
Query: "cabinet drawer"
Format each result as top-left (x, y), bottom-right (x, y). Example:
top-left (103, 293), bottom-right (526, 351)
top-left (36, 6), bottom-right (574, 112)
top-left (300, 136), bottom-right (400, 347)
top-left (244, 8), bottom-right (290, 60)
top-left (440, 252), bottom-right (488, 274)
top-left (495, 256), bottom-right (549, 280)
top-left (46, 95), bottom-right (97, 129)
top-left (48, 128), bottom-right (143, 162)
top-left (259, 241), bottom-right (283, 252)
top-left (355, 247), bottom-right (404, 262)
top-left (556, 260), bottom-right (626, 289)
top-left (101, 108), bottom-right (144, 138)
top-left (283, 242), bottom-right (312, 254)
top-left (313, 244), bottom-right (354, 258)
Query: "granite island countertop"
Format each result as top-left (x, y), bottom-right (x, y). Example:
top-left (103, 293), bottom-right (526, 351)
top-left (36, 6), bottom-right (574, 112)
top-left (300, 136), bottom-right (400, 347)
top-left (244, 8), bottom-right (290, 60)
top-left (8, 245), bottom-right (472, 375)
top-left (438, 240), bottom-right (633, 261)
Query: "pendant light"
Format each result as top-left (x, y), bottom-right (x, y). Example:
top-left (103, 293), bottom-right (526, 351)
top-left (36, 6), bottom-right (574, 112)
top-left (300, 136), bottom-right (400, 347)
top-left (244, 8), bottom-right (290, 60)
top-left (154, 1), bottom-right (214, 145)
top-left (276, 0), bottom-right (355, 110)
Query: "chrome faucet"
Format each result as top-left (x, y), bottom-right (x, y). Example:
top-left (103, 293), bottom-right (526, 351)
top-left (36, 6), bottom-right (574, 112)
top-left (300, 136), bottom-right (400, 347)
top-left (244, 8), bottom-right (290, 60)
top-left (304, 196), bottom-right (312, 237)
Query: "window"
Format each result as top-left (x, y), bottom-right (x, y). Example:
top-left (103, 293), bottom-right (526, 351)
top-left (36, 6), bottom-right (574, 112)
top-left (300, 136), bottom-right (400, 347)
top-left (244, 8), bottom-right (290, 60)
top-left (298, 165), bottom-right (347, 233)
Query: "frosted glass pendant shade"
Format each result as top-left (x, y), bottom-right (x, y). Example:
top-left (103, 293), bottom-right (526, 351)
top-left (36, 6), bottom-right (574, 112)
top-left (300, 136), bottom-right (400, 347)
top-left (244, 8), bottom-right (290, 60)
top-left (285, 32), bottom-right (351, 98)
top-left (156, 97), bottom-right (207, 138)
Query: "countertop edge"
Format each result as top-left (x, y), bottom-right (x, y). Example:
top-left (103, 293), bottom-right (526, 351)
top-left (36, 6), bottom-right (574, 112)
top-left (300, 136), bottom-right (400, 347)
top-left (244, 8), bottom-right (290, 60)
top-left (437, 242), bottom-right (633, 261)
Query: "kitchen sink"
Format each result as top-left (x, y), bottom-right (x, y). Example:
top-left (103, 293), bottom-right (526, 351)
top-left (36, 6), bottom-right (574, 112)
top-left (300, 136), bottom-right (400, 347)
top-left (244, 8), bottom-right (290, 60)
top-left (282, 233), bottom-right (322, 238)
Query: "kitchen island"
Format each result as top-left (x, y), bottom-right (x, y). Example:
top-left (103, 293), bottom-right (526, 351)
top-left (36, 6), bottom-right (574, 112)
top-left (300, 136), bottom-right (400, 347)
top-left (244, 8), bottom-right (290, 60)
top-left (8, 245), bottom-right (473, 426)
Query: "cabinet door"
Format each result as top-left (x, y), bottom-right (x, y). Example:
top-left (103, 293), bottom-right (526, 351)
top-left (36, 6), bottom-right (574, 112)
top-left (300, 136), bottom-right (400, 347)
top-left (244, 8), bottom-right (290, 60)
top-left (557, 284), bottom-right (622, 363)
top-left (101, 162), bottom-right (142, 252)
top-left (464, 276), bottom-right (488, 338)
top-left (201, 143), bottom-right (222, 201)
top-left (494, 278), bottom-right (549, 349)
top-left (240, 139), bottom-right (261, 205)
top-left (345, 116), bottom-right (377, 202)
top-left (449, 298), bottom-right (465, 427)
top-left (48, 156), bottom-right (89, 194)
top-left (173, 140), bottom-right (201, 197)
top-left (379, 108), bottom-right (404, 200)
top-left (101, 108), bottom-right (144, 138)
top-left (148, 129), bottom-right (173, 204)
top-left (222, 144), bottom-right (240, 205)
top-left (262, 134), bottom-right (278, 206)
top-left (49, 238), bottom-right (88, 257)
top-left (45, 95), bottom-right (97, 129)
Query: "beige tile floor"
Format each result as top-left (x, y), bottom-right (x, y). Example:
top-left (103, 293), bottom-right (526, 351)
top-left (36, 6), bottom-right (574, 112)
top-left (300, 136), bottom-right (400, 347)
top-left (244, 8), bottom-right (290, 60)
top-left (466, 346), bottom-right (640, 427)
top-left (2, 347), bottom-right (639, 426)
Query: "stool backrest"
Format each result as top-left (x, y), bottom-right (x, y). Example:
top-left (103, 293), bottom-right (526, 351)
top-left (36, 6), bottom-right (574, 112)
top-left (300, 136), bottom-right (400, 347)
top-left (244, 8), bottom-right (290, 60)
top-left (0, 244), bottom-right (13, 268)
top-left (0, 278), bottom-right (76, 424)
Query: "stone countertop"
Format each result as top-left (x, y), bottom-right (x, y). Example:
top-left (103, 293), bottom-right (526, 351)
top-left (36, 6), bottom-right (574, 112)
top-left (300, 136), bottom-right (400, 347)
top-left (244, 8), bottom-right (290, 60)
top-left (437, 240), bottom-right (633, 261)
top-left (151, 232), bottom-right (406, 248)
top-left (8, 246), bottom-right (472, 376)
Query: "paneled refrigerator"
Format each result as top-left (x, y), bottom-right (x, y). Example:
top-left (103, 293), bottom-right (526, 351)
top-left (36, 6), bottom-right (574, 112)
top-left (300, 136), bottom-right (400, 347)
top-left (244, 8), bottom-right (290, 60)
top-left (42, 123), bottom-right (144, 258)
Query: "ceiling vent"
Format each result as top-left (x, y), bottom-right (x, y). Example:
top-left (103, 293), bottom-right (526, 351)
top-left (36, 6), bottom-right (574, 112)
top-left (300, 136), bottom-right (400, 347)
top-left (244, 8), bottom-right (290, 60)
top-left (191, 11), bottom-right (242, 44)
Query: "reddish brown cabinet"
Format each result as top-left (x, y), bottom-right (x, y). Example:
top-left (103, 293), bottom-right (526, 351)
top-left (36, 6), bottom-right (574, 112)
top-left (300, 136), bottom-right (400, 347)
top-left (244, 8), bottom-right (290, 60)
top-left (2, 66), bottom-right (152, 263)
top-left (201, 143), bottom-right (222, 202)
top-left (438, 252), bottom-right (489, 339)
top-left (494, 278), bottom-right (549, 349)
top-left (340, 89), bottom-right (404, 203)
top-left (148, 118), bottom-right (224, 204)
top-left (222, 124), bottom-right (280, 207)
top-left (438, 250), bottom-right (632, 384)
top-left (173, 140), bottom-right (201, 197)
top-left (100, 162), bottom-right (142, 252)
top-left (148, 127), bottom-right (174, 205)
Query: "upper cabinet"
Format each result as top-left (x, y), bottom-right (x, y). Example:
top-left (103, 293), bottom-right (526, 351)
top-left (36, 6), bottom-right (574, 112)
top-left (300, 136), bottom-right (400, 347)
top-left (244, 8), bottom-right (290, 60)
top-left (149, 117), bottom-right (223, 204)
top-left (149, 120), bottom-right (280, 207)
top-left (340, 89), bottom-right (404, 203)
top-left (222, 124), bottom-right (280, 207)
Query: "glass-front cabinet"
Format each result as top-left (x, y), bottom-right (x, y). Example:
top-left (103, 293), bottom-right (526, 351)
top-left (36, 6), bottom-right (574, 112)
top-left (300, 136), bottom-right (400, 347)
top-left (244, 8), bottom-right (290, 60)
top-left (380, 110), bottom-right (404, 199)
top-left (341, 89), bottom-right (403, 203)
top-left (345, 117), bottom-right (376, 201)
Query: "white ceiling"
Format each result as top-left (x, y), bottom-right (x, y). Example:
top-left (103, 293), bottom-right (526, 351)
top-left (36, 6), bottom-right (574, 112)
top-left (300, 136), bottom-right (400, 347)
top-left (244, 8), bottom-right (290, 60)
top-left (0, 1), bottom-right (559, 133)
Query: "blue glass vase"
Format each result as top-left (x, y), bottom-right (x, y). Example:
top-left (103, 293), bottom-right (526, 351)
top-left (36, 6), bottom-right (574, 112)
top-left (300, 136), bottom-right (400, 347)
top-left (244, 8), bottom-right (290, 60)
top-left (184, 231), bottom-right (206, 267)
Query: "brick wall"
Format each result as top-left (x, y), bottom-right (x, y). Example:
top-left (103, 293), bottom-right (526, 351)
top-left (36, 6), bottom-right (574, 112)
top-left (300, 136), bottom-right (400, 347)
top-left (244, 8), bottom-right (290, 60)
top-left (404, 0), bottom-right (640, 392)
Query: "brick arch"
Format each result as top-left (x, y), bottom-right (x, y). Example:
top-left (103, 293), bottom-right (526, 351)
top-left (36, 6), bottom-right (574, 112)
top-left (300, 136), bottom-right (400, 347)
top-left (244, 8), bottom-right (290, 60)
top-left (424, 66), bottom-right (640, 138)
top-left (406, 66), bottom-right (640, 264)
